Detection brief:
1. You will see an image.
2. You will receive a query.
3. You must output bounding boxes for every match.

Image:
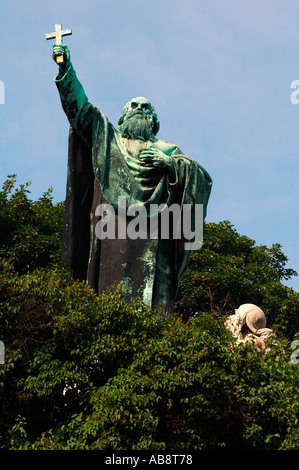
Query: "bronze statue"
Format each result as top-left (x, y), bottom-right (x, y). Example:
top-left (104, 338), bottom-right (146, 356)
top-left (51, 42), bottom-right (212, 311)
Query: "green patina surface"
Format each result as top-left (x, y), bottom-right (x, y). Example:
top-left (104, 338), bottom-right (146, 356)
top-left (52, 43), bottom-right (212, 311)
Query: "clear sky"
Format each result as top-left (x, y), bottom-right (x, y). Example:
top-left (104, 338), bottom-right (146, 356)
top-left (1, 0), bottom-right (299, 291)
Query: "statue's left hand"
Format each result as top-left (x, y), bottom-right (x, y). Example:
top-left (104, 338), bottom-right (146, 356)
top-left (139, 147), bottom-right (173, 170)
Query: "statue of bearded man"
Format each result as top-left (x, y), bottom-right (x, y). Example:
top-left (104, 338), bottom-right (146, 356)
top-left (52, 44), bottom-right (212, 311)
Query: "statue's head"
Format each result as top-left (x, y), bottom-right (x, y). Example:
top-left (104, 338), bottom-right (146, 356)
top-left (118, 97), bottom-right (160, 141)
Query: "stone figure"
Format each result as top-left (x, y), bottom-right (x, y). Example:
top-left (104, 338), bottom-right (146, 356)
top-left (225, 303), bottom-right (274, 351)
top-left (52, 43), bottom-right (212, 310)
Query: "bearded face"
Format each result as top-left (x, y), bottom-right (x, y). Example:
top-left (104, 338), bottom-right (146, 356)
top-left (118, 97), bottom-right (160, 141)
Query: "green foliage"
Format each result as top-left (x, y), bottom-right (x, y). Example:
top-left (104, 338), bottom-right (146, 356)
top-left (0, 266), bottom-right (297, 450)
top-left (0, 175), bottom-right (65, 273)
top-left (177, 221), bottom-right (299, 337)
top-left (0, 265), bottom-right (164, 449)
top-left (0, 177), bottom-right (298, 450)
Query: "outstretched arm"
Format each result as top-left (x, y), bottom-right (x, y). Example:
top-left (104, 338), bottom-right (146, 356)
top-left (53, 44), bottom-right (93, 134)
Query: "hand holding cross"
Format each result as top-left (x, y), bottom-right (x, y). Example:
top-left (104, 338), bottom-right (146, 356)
top-left (46, 24), bottom-right (72, 65)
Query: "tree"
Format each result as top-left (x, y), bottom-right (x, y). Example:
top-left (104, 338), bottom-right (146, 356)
top-left (0, 177), bottom-right (298, 450)
top-left (177, 221), bottom-right (299, 338)
top-left (0, 263), bottom-right (298, 450)
top-left (0, 175), bottom-right (64, 274)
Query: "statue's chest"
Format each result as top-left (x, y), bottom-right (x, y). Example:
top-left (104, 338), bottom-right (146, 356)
top-left (119, 137), bottom-right (162, 190)
top-left (121, 138), bottom-right (150, 158)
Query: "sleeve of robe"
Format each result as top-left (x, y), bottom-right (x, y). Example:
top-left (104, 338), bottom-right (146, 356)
top-left (54, 64), bottom-right (98, 280)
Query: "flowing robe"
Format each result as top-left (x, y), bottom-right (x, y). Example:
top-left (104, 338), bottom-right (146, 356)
top-left (55, 64), bottom-right (212, 310)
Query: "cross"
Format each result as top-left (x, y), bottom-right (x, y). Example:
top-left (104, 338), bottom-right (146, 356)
top-left (46, 24), bottom-right (72, 64)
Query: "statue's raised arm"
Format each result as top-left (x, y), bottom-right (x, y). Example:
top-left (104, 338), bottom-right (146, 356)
top-left (53, 44), bottom-right (93, 135)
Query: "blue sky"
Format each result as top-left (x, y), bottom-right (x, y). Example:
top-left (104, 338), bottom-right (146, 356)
top-left (1, 0), bottom-right (299, 291)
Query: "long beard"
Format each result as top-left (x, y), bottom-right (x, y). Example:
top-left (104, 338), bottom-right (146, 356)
top-left (121, 115), bottom-right (154, 141)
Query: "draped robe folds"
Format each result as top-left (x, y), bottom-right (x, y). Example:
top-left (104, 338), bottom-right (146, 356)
top-left (55, 64), bottom-right (212, 310)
